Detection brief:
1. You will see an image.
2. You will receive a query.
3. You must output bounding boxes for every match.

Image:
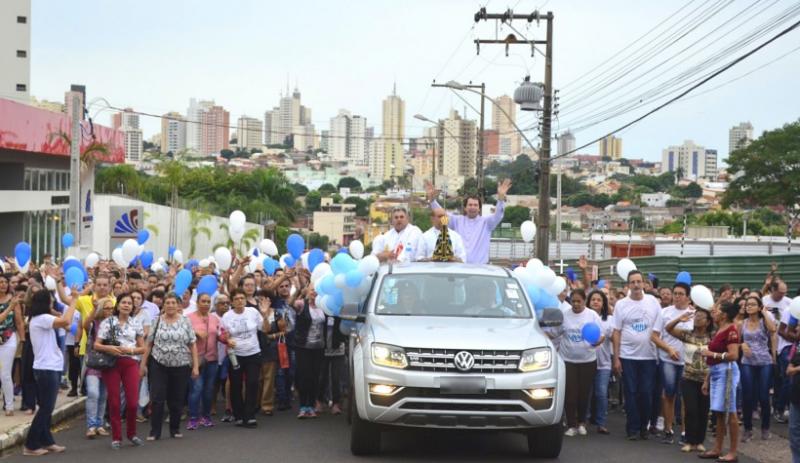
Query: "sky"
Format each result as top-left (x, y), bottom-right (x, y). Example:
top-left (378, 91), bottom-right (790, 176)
top-left (27, 0), bottom-right (800, 164)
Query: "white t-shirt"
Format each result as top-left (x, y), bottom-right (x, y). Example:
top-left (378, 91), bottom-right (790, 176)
top-left (654, 305), bottom-right (694, 365)
top-left (30, 314), bottom-right (63, 371)
top-left (558, 307), bottom-right (603, 364)
top-left (142, 300), bottom-right (160, 320)
top-left (613, 294), bottom-right (662, 360)
top-left (64, 311), bottom-right (82, 346)
top-left (420, 227), bottom-right (468, 262)
top-left (763, 295), bottom-right (792, 352)
top-left (221, 306), bottom-right (264, 357)
top-left (597, 315), bottom-right (616, 371)
top-left (370, 225), bottom-right (424, 262)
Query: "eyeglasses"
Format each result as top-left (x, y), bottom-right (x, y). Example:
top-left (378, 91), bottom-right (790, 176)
top-left (216, 301), bottom-right (229, 305)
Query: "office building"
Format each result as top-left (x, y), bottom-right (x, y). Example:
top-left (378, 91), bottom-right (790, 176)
top-left (729, 122), bottom-right (753, 154)
top-left (1, 0), bottom-right (30, 102)
top-left (492, 95), bottom-right (520, 156)
top-left (161, 112), bottom-right (186, 155)
top-left (237, 116), bottom-right (263, 150)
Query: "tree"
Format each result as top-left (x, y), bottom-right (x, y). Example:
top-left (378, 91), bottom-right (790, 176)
top-left (502, 205), bottom-right (532, 227)
top-left (685, 182), bottom-right (703, 198)
top-left (318, 183), bottom-right (337, 196)
top-left (95, 164), bottom-right (143, 195)
top-left (305, 191), bottom-right (322, 212)
top-left (331, 193), bottom-right (342, 204)
top-left (723, 120), bottom-right (800, 226)
top-left (344, 197), bottom-right (369, 217)
top-left (411, 207), bottom-right (432, 232)
top-left (307, 232), bottom-right (329, 250)
top-left (220, 149), bottom-right (235, 160)
top-left (291, 183), bottom-right (309, 195)
top-left (337, 177), bottom-right (362, 191)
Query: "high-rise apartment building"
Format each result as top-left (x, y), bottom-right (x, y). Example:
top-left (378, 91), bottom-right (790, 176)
top-left (599, 135), bottom-right (623, 159)
top-left (329, 110), bottom-right (366, 163)
top-left (491, 95), bottom-right (520, 156)
top-left (381, 85), bottom-right (406, 180)
top-left (729, 122), bottom-right (753, 154)
top-left (237, 116), bottom-right (263, 150)
top-left (114, 108), bottom-right (143, 163)
top-left (558, 131), bottom-right (576, 157)
top-left (661, 140), bottom-right (717, 180)
top-left (199, 105), bottom-right (229, 155)
top-left (161, 112), bottom-right (186, 155)
top-left (293, 124), bottom-right (317, 152)
top-left (437, 109), bottom-right (477, 190)
top-left (1, 0), bottom-right (30, 102)
top-left (186, 98), bottom-right (215, 153)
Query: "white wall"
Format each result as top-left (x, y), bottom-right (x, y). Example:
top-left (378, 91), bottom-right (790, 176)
top-left (92, 195), bottom-right (263, 259)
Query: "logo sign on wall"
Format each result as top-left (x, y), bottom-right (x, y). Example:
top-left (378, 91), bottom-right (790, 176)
top-left (109, 206), bottom-right (143, 249)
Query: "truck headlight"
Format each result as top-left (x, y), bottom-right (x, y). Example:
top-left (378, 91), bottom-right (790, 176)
top-left (518, 347), bottom-right (551, 372)
top-left (371, 343), bottom-right (408, 369)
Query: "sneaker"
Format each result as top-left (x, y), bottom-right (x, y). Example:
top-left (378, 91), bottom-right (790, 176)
top-left (186, 418), bottom-right (198, 431)
top-left (577, 425), bottom-right (587, 436)
top-left (678, 432), bottom-right (687, 445)
top-left (307, 410), bottom-right (318, 419)
top-left (136, 414), bottom-right (147, 423)
top-left (761, 430), bottom-right (771, 440)
top-left (639, 430), bottom-right (649, 440)
top-left (111, 441), bottom-right (121, 450)
top-left (741, 430), bottom-right (752, 443)
top-left (45, 444), bottom-right (65, 453)
top-left (234, 419), bottom-right (245, 427)
top-left (626, 433), bottom-right (638, 441)
top-left (221, 412), bottom-right (234, 423)
top-left (86, 428), bottom-right (97, 439)
top-left (774, 411), bottom-right (788, 424)
top-left (245, 419), bottom-right (258, 428)
top-left (200, 417), bottom-right (214, 427)
top-left (656, 416), bottom-right (665, 431)
top-left (95, 427), bottom-right (109, 437)
top-left (330, 404), bottom-right (342, 415)
top-left (67, 389), bottom-right (78, 397)
top-left (23, 448), bottom-right (49, 456)
top-left (129, 436), bottom-right (144, 447)
top-left (597, 427), bottom-right (610, 435)
top-left (661, 432), bottom-right (674, 444)
top-left (564, 427), bottom-right (578, 437)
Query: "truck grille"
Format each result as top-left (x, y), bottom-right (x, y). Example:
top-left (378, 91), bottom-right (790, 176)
top-left (404, 348), bottom-right (521, 373)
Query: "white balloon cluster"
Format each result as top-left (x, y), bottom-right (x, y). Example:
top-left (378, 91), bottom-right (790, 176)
top-left (512, 258), bottom-right (565, 297)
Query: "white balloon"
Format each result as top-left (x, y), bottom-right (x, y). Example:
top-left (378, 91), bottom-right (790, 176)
top-left (173, 249), bottom-right (184, 264)
top-left (690, 285), bottom-right (715, 310)
top-left (122, 239), bottom-right (139, 263)
top-left (229, 210), bottom-right (246, 228)
top-left (44, 275), bottom-right (57, 291)
top-left (85, 252), bottom-right (100, 268)
top-left (229, 224), bottom-right (245, 242)
top-left (358, 255), bottom-right (380, 276)
top-left (158, 257), bottom-right (166, 264)
top-left (248, 258), bottom-right (260, 273)
top-left (301, 252), bottom-right (310, 270)
top-left (349, 240), bottom-right (365, 260)
top-left (358, 277), bottom-right (372, 295)
top-left (199, 259), bottom-right (210, 269)
top-left (214, 247), bottom-right (232, 271)
top-left (259, 239), bottom-right (278, 257)
top-left (150, 262), bottom-right (163, 273)
top-left (616, 258), bottom-right (637, 281)
top-left (334, 273), bottom-right (347, 288)
top-left (790, 296), bottom-right (800, 320)
top-left (316, 295), bottom-right (332, 316)
top-left (526, 258), bottom-right (544, 273)
top-left (520, 220), bottom-right (536, 243)
top-left (513, 266), bottom-right (536, 287)
top-left (112, 248), bottom-right (128, 267)
top-left (278, 254), bottom-right (290, 269)
top-left (64, 255), bottom-right (78, 263)
top-left (138, 244), bottom-right (145, 255)
top-left (311, 263), bottom-right (332, 285)
top-left (533, 267), bottom-right (557, 289)
top-left (20, 261), bottom-right (30, 273)
top-left (547, 277), bottom-right (567, 297)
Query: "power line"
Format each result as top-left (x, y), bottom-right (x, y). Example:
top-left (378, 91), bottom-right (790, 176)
top-left (550, 16), bottom-right (800, 163)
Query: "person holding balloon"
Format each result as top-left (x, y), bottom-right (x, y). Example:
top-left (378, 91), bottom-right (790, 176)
top-left (557, 289), bottom-right (604, 437)
top-left (586, 289), bottom-right (615, 435)
top-left (292, 285), bottom-right (326, 419)
top-left (187, 291), bottom-right (221, 430)
top-left (0, 274), bottom-right (24, 415)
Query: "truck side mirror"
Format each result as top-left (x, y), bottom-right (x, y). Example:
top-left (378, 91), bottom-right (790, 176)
top-left (340, 303), bottom-right (366, 323)
top-left (538, 308), bottom-right (563, 328)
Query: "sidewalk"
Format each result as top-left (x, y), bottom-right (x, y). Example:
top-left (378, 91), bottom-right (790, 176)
top-left (0, 389), bottom-right (85, 454)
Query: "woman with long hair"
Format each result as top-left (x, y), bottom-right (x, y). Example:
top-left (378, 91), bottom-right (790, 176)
top-left (740, 295), bottom-right (777, 441)
top-left (587, 289), bottom-right (614, 434)
top-left (95, 292), bottom-right (145, 449)
top-left (22, 287), bottom-right (77, 456)
top-left (82, 294), bottom-right (113, 439)
top-left (700, 302), bottom-right (742, 462)
top-left (0, 274), bottom-right (23, 415)
top-left (293, 286), bottom-right (327, 419)
top-left (187, 292), bottom-right (220, 429)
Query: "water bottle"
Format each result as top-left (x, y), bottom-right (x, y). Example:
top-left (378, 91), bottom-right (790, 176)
top-left (227, 350), bottom-right (240, 370)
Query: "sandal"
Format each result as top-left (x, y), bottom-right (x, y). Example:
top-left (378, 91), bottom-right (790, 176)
top-left (699, 451), bottom-right (721, 459)
top-left (716, 456), bottom-right (738, 463)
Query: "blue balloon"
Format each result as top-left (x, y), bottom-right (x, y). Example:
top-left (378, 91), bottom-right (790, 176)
top-left (197, 275), bottom-right (218, 296)
top-left (286, 234), bottom-right (305, 259)
top-left (174, 269), bottom-right (192, 296)
top-left (526, 285), bottom-right (543, 309)
top-left (676, 271), bottom-right (692, 285)
top-left (284, 255), bottom-right (296, 268)
top-left (62, 259), bottom-right (83, 273)
top-left (337, 247), bottom-right (349, 255)
top-left (168, 246), bottom-right (176, 257)
top-left (565, 267), bottom-right (576, 282)
top-left (331, 253), bottom-right (356, 275)
top-left (581, 322), bottom-right (602, 345)
top-left (307, 248), bottom-right (325, 273)
top-left (64, 266), bottom-right (85, 289)
top-left (140, 251), bottom-right (154, 269)
top-left (69, 321), bottom-right (78, 336)
top-left (136, 230), bottom-right (150, 245)
top-left (62, 233), bottom-right (74, 248)
top-left (345, 269), bottom-right (363, 288)
top-left (326, 294), bottom-right (343, 316)
top-left (320, 274), bottom-right (337, 295)
top-left (597, 279), bottom-right (606, 289)
top-left (14, 242), bottom-right (31, 266)
top-left (253, 248), bottom-right (259, 257)
top-left (262, 257), bottom-right (278, 276)
top-left (538, 292), bottom-right (561, 310)
top-left (186, 259), bottom-right (199, 270)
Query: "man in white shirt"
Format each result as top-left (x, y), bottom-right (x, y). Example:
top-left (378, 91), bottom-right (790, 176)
top-left (612, 270), bottom-right (662, 441)
top-left (419, 208), bottom-right (467, 262)
top-left (371, 207), bottom-right (423, 263)
top-left (763, 279), bottom-right (793, 422)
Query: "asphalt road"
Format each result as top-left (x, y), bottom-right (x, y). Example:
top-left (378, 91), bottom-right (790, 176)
top-left (0, 405), bottom-right (764, 463)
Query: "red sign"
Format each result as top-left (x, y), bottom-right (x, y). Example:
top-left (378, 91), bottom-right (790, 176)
top-left (0, 98), bottom-right (124, 163)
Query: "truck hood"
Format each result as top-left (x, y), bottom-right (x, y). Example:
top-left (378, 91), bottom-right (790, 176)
top-left (368, 315), bottom-right (546, 351)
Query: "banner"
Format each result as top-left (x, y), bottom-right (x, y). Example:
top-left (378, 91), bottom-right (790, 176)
top-left (109, 205), bottom-right (143, 250)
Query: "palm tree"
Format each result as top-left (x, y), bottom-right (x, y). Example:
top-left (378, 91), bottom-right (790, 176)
top-left (189, 210), bottom-right (212, 258)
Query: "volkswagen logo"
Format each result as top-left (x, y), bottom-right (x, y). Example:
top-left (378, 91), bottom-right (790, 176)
top-left (454, 351), bottom-right (475, 372)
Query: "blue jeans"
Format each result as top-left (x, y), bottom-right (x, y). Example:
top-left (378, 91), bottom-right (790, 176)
top-left (741, 363), bottom-right (773, 431)
top-left (776, 347), bottom-right (792, 414)
top-left (189, 362), bottom-right (218, 419)
top-left (621, 358), bottom-right (657, 436)
top-left (25, 370), bottom-right (60, 450)
top-left (790, 403), bottom-right (800, 463)
top-left (85, 374), bottom-right (107, 429)
top-left (593, 369), bottom-right (612, 427)
top-left (660, 362), bottom-right (684, 398)
top-left (275, 348), bottom-right (296, 406)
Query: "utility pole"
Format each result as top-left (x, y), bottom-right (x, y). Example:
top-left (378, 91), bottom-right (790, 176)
top-left (473, 8), bottom-right (553, 263)
top-left (69, 94), bottom-right (81, 247)
top-left (431, 81), bottom-right (486, 200)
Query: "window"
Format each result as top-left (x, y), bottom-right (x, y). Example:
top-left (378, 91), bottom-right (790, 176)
top-left (16, 84), bottom-right (26, 92)
top-left (17, 50), bottom-right (27, 58)
top-left (17, 16), bottom-right (27, 24)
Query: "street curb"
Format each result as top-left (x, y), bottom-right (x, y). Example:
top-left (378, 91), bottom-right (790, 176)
top-left (0, 397), bottom-right (85, 454)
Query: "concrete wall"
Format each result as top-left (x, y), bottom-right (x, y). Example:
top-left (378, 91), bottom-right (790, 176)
top-left (92, 195), bottom-right (263, 260)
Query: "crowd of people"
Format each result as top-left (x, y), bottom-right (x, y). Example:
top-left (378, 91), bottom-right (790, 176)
top-left (0, 181), bottom-right (798, 462)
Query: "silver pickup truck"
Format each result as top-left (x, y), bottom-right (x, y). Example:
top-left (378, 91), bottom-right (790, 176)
top-left (341, 262), bottom-right (565, 458)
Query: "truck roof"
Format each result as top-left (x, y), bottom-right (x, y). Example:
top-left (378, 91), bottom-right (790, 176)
top-left (378, 262), bottom-right (512, 277)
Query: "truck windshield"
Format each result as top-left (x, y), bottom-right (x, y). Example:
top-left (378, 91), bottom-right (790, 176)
top-left (375, 274), bottom-right (532, 318)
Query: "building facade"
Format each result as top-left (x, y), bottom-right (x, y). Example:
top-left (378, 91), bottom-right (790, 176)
top-left (437, 109), bottom-right (477, 190)
top-left (237, 116), bottom-right (263, 150)
top-left (728, 122), bottom-right (753, 154)
top-left (598, 135), bottom-right (623, 159)
top-left (1, 0), bottom-right (30, 102)
top-left (492, 95), bottom-right (521, 156)
top-left (558, 131), bottom-right (576, 157)
top-left (199, 105), bottom-right (230, 155)
top-left (661, 140), bottom-right (717, 180)
top-left (381, 86), bottom-right (405, 180)
top-left (160, 112), bottom-right (187, 155)
top-left (186, 98), bottom-right (215, 153)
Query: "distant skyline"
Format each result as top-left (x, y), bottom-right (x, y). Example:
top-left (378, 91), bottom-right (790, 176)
top-left (25, 0), bottom-right (800, 163)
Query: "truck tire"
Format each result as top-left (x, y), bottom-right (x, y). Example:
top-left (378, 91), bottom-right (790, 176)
top-left (350, 401), bottom-right (381, 455)
top-left (526, 424), bottom-right (563, 458)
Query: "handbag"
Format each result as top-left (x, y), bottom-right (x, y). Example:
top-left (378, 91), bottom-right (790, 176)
top-left (277, 334), bottom-right (290, 369)
top-left (86, 317), bottom-right (118, 370)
